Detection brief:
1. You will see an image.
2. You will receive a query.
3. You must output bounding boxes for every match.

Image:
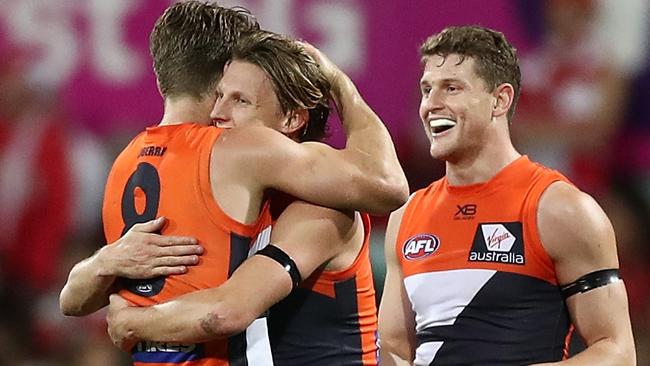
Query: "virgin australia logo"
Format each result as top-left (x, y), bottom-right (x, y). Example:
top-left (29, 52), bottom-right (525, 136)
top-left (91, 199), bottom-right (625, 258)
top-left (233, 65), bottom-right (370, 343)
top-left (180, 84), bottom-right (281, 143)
top-left (468, 223), bottom-right (524, 265)
top-left (482, 224), bottom-right (515, 251)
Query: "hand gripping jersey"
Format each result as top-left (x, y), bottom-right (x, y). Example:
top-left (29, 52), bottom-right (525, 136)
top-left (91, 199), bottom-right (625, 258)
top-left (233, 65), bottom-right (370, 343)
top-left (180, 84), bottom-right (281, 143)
top-left (268, 214), bottom-right (379, 366)
top-left (103, 124), bottom-right (274, 366)
top-left (396, 156), bottom-right (573, 366)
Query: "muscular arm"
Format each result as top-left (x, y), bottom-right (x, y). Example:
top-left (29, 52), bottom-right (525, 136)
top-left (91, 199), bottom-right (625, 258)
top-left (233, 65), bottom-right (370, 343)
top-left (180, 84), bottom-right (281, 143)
top-left (378, 204), bottom-right (416, 365)
top-left (59, 218), bottom-right (202, 316)
top-left (107, 201), bottom-right (357, 347)
top-left (223, 48), bottom-right (407, 216)
top-left (532, 182), bottom-right (636, 365)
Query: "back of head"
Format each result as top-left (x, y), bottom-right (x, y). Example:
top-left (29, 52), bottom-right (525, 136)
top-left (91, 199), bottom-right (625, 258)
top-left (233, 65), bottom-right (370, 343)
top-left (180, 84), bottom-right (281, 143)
top-left (150, 1), bottom-right (259, 101)
top-left (231, 31), bottom-right (331, 142)
top-left (420, 25), bottom-right (521, 121)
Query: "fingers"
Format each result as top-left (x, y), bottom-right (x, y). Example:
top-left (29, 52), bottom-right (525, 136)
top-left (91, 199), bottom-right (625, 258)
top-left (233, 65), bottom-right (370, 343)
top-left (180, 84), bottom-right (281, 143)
top-left (133, 254), bottom-right (199, 277)
top-left (112, 217), bottom-right (202, 279)
top-left (138, 250), bottom-right (201, 277)
top-left (123, 261), bottom-right (194, 279)
top-left (114, 245), bottom-right (202, 278)
top-left (152, 266), bottom-right (189, 276)
top-left (157, 242), bottom-right (203, 256)
top-left (106, 298), bottom-right (139, 352)
top-left (107, 324), bottom-right (119, 348)
top-left (156, 254), bottom-right (200, 267)
top-left (154, 254), bottom-right (199, 270)
top-left (296, 42), bottom-right (342, 88)
top-left (298, 40), bottom-right (317, 56)
top-left (153, 234), bottom-right (201, 249)
top-left (109, 294), bottom-right (129, 308)
top-left (300, 41), bottom-right (326, 66)
top-left (126, 217), bottom-right (201, 249)
top-left (131, 217), bottom-right (167, 233)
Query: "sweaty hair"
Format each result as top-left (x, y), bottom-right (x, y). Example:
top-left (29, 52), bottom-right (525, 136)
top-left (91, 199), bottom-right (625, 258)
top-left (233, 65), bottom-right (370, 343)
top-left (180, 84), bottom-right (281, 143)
top-left (231, 31), bottom-right (331, 142)
top-left (150, 1), bottom-right (259, 100)
top-left (420, 25), bottom-right (521, 121)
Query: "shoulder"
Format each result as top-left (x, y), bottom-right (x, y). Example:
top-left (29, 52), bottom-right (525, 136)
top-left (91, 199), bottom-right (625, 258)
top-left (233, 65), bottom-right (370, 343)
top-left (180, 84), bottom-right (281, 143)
top-left (215, 126), bottom-right (292, 148)
top-left (537, 181), bottom-right (618, 282)
top-left (538, 181), bottom-right (609, 232)
top-left (107, 133), bottom-right (147, 173)
top-left (213, 126), bottom-right (340, 173)
top-left (213, 126), bottom-right (307, 162)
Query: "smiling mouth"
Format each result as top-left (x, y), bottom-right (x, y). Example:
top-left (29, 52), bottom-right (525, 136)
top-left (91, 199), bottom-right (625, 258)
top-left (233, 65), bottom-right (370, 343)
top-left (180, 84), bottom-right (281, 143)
top-left (429, 118), bottom-right (456, 135)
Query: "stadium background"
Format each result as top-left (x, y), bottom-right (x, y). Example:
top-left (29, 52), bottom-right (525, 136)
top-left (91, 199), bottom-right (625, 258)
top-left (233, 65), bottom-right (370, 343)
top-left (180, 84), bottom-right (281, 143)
top-left (0, 0), bottom-right (648, 364)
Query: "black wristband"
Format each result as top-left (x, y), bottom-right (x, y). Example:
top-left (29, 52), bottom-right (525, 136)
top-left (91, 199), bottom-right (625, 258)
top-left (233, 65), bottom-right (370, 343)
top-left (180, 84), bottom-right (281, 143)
top-left (256, 244), bottom-right (302, 290)
top-left (560, 268), bottom-right (622, 299)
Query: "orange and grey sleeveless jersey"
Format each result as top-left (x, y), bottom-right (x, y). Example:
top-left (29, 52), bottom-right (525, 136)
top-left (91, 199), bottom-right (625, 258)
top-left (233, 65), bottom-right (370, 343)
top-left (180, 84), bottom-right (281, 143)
top-left (103, 124), bottom-right (274, 366)
top-left (268, 213), bottom-right (379, 366)
top-left (396, 156), bottom-right (573, 366)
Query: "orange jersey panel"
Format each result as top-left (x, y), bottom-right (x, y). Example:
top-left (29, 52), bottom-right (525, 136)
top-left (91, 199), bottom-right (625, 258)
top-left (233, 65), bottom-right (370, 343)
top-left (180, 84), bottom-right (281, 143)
top-left (102, 124), bottom-right (273, 365)
top-left (397, 156), bottom-right (564, 283)
top-left (396, 156), bottom-right (574, 365)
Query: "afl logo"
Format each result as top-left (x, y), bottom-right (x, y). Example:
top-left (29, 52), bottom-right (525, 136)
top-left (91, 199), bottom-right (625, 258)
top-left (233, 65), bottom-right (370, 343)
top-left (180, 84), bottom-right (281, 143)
top-left (402, 234), bottom-right (440, 260)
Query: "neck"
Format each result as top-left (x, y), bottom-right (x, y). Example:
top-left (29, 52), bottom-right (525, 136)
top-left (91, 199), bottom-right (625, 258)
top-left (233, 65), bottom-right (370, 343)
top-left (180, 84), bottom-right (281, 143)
top-left (445, 123), bottom-right (521, 186)
top-left (159, 96), bottom-right (213, 126)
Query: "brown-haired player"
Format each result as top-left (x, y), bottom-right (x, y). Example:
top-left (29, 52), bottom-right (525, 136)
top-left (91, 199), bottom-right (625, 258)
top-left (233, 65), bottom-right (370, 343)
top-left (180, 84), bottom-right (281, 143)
top-left (104, 30), bottom-right (384, 366)
top-left (60, 2), bottom-right (406, 365)
top-left (378, 25), bottom-right (635, 365)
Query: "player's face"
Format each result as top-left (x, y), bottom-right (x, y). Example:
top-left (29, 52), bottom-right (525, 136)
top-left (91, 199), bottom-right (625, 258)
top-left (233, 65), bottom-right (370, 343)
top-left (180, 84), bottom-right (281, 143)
top-left (418, 54), bottom-right (495, 162)
top-left (210, 60), bottom-right (287, 131)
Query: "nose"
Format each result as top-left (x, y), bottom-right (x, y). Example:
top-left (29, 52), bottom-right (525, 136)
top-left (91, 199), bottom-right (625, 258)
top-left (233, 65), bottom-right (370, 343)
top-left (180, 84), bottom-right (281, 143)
top-left (210, 97), bottom-right (233, 128)
top-left (426, 88), bottom-right (446, 110)
top-left (420, 90), bottom-right (444, 117)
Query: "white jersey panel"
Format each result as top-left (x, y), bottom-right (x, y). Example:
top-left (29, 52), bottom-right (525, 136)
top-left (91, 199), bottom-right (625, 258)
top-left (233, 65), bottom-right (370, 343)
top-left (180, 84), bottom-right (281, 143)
top-left (248, 225), bottom-right (272, 257)
top-left (414, 341), bottom-right (443, 366)
top-left (245, 317), bottom-right (274, 365)
top-left (403, 269), bottom-right (496, 331)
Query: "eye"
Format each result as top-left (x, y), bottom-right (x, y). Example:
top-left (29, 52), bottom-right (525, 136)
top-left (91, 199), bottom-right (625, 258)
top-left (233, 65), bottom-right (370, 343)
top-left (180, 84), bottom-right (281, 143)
top-left (445, 84), bottom-right (460, 93)
top-left (420, 85), bottom-right (431, 97)
top-left (234, 96), bottom-right (250, 105)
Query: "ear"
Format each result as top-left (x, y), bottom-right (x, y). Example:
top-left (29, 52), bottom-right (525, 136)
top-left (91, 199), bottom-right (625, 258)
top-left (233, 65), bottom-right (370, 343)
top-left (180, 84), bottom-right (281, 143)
top-left (280, 109), bottom-right (309, 136)
top-left (491, 83), bottom-right (514, 120)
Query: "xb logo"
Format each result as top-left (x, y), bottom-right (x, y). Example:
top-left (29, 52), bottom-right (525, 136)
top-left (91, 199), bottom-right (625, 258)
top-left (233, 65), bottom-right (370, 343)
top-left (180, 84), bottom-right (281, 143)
top-left (402, 234), bottom-right (440, 260)
top-left (454, 204), bottom-right (477, 219)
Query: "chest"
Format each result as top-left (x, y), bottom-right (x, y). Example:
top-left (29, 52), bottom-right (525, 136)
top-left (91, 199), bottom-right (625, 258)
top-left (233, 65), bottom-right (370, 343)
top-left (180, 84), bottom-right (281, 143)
top-left (398, 191), bottom-right (533, 277)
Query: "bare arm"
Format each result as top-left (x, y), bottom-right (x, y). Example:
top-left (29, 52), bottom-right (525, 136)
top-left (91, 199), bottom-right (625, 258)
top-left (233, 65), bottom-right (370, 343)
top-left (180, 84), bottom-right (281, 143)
top-left (304, 42), bottom-right (407, 209)
top-left (107, 201), bottom-right (357, 348)
top-left (378, 204), bottom-right (416, 365)
top-left (224, 46), bottom-right (407, 215)
top-left (59, 218), bottom-right (202, 316)
top-left (531, 182), bottom-right (636, 365)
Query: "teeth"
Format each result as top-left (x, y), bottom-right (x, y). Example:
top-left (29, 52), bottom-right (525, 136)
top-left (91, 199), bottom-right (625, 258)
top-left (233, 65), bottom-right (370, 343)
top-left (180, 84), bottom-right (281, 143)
top-left (429, 118), bottom-right (456, 129)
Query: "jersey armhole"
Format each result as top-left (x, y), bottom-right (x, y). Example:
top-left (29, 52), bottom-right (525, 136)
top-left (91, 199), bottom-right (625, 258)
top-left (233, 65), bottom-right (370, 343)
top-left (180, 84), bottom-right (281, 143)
top-left (524, 176), bottom-right (569, 285)
top-left (198, 129), bottom-right (266, 237)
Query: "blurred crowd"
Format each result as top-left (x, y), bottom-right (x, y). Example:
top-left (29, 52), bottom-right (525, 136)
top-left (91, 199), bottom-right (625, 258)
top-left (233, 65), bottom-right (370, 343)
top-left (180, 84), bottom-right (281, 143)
top-left (0, 0), bottom-right (648, 364)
